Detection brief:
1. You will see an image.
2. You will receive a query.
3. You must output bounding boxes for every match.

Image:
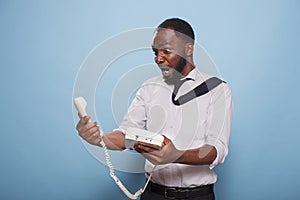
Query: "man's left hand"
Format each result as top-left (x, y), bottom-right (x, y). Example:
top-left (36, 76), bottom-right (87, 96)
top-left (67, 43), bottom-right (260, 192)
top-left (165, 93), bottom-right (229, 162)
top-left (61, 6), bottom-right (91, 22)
top-left (134, 136), bottom-right (183, 165)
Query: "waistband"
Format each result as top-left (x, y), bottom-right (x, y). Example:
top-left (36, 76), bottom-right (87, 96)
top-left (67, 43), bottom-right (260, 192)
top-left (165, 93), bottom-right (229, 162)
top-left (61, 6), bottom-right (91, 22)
top-left (147, 181), bottom-right (214, 199)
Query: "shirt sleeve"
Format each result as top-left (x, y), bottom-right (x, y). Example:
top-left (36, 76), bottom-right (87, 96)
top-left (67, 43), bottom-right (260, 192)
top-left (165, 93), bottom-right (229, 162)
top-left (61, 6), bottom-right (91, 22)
top-left (205, 83), bottom-right (234, 169)
top-left (117, 83), bottom-right (148, 133)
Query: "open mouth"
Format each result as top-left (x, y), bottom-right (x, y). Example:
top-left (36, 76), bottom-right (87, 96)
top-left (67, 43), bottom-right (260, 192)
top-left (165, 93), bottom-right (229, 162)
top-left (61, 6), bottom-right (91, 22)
top-left (160, 66), bottom-right (172, 77)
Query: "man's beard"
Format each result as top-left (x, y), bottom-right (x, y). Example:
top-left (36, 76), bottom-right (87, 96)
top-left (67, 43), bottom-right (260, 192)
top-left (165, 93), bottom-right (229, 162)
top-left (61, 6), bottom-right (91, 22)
top-left (164, 57), bottom-right (186, 85)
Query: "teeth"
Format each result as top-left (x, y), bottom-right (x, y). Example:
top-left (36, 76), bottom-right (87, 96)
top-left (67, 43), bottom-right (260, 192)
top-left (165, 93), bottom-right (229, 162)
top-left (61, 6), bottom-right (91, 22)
top-left (162, 68), bottom-right (170, 76)
top-left (162, 69), bottom-right (169, 75)
top-left (160, 66), bottom-right (171, 76)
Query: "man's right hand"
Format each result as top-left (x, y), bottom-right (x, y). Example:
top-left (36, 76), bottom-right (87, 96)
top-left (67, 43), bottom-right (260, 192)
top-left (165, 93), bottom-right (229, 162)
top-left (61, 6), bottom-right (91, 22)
top-left (76, 115), bottom-right (102, 146)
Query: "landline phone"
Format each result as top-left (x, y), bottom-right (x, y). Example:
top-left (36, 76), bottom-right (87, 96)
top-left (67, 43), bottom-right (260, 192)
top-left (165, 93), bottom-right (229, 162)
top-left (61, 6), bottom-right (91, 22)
top-left (125, 127), bottom-right (164, 150)
top-left (74, 97), bottom-right (161, 199)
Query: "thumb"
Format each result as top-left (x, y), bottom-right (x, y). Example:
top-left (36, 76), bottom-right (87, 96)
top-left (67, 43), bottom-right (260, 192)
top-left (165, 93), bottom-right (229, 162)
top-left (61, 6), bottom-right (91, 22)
top-left (79, 114), bottom-right (90, 124)
top-left (162, 135), bottom-right (171, 145)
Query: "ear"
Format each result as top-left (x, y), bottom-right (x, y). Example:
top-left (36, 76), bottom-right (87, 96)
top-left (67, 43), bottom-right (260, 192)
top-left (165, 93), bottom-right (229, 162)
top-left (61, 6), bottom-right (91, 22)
top-left (185, 43), bottom-right (194, 57)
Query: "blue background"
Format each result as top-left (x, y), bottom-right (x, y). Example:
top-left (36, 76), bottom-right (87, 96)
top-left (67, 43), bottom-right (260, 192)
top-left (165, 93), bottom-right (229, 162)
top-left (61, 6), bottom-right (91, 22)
top-left (1, 0), bottom-right (300, 199)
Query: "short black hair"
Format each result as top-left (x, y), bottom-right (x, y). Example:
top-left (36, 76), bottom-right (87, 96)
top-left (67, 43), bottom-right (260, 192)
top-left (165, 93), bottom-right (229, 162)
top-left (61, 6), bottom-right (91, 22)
top-left (157, 18), bottom-right (195, 44)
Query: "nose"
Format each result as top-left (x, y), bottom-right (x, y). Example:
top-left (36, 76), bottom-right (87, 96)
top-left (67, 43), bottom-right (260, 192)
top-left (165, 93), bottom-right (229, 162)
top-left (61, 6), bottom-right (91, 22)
top-left (155, 52), bottom-right (165, 64)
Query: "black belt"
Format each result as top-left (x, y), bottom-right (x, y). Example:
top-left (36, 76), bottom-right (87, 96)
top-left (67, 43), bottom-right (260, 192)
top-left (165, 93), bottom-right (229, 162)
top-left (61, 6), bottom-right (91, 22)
top-left (147, 181), bottom-right (214, 199)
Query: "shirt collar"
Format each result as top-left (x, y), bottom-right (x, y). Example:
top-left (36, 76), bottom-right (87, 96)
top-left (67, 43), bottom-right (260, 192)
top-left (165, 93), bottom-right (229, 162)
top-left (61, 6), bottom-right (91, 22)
top-left (182, 68), bottom-right (197, 81)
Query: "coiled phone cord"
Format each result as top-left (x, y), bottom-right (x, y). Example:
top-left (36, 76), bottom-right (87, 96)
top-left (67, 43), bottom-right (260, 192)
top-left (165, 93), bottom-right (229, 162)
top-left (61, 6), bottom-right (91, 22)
top-left (99, 132), bottom-right (156, 200)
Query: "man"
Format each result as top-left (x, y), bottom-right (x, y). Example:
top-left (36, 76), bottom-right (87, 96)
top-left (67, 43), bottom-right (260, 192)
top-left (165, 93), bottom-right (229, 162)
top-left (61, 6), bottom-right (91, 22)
top-left (76, 18), bottom-right (233, 200)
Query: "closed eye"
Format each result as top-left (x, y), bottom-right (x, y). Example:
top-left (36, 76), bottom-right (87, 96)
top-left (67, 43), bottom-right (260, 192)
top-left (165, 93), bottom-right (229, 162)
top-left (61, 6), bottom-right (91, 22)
top-left (152, 48), bottom-right (172, 56)
top-left (163, 49), bottom-right (172, 54)
top-left (152, 48), bottom-right (158, 56)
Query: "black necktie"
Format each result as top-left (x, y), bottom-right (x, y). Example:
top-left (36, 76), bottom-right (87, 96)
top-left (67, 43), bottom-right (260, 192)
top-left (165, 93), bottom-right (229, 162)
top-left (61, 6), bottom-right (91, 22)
top-left (172, 77), bottom-right (224, 106)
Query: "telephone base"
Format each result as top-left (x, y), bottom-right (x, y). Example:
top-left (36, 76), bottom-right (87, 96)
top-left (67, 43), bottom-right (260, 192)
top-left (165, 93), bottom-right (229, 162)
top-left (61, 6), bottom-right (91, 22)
top-left (125, 127), bottom-right (164, 150)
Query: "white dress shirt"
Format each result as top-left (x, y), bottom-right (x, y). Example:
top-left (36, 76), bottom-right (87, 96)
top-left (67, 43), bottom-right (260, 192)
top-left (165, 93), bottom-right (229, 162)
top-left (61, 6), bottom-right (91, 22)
top-left (118, 68), bottom-right (233, 187)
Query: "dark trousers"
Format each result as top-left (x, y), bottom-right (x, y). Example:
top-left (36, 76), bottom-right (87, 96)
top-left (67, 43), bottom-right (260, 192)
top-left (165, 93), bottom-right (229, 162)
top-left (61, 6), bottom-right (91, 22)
top-left (141, 182), bottom-right (215, 200)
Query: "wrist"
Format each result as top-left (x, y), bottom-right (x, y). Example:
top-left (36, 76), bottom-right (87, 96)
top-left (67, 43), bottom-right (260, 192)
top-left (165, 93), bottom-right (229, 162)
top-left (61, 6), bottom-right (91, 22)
top-left (173, 150), bottom-right (185, 163)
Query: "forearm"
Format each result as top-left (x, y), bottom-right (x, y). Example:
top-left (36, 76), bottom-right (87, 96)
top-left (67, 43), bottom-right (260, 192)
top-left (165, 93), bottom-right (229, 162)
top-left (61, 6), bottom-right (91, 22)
top-left (99, 130), bottom-right (126, 151)
top-left (174, 145), bottom-right (217, 165)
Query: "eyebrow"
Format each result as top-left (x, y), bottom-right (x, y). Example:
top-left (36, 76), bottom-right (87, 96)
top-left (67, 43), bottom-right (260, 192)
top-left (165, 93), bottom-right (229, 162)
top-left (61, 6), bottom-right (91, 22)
top-left (152, 42), bottom-right (173, 49)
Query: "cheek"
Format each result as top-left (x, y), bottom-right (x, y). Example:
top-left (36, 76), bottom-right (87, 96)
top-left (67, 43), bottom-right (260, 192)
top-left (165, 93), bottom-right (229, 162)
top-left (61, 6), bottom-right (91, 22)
top-left (166, 53), bottom-right (182, 66)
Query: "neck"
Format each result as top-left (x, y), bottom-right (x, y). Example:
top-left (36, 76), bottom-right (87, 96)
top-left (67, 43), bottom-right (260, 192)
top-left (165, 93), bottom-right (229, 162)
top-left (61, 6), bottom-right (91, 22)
top-left (181, 58), bottom-right (195, 77)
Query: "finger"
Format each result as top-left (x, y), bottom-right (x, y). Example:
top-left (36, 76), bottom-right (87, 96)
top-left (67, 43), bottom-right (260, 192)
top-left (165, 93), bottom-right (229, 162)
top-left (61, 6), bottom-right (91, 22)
top-left (86, 130), bottom-right (101, 144)
top-left (76, 116), bottom-right (91, 131)
top-left (87, 129), bottom-right (101, 139)
top-left (78, 122), bottom-right (97, 137)
top-left (87, 125), bottom-right (100, 136)
top-left (79, 123), bottom-right (99, 138)
top-left (77, 121), bottom-right (95, 133)
top-left (133, 144), bottom-right (143, 153)
top-left (84, 121), bottom-right (98, 130)
top-left (134, 143), bottom-right (157, 153)
top-left (79, 115), bottom-right (91, 125)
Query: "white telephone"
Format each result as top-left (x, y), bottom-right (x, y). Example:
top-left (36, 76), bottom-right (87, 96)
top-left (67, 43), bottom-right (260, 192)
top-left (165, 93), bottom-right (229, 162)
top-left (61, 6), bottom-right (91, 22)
top-left (125, 127), bottom-right (164, 150)
top-left (74, 96), bottom-right (158, 200)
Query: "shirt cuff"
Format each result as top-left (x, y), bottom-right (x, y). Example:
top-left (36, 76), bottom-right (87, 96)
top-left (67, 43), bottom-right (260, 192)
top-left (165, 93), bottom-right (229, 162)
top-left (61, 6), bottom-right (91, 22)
top-left (209, 144), bottom-right (220, 170)
top-left (113, 128), bottom-right (126, 134)
top-left (206, 140), bottom-right (227, 170)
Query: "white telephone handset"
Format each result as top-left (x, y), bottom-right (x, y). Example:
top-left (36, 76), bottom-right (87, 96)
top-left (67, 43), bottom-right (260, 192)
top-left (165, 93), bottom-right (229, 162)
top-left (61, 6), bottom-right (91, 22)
top-left (74, 97), bottom-right (88, 117)
top-left (74, 97), bottom-right (156, 200)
